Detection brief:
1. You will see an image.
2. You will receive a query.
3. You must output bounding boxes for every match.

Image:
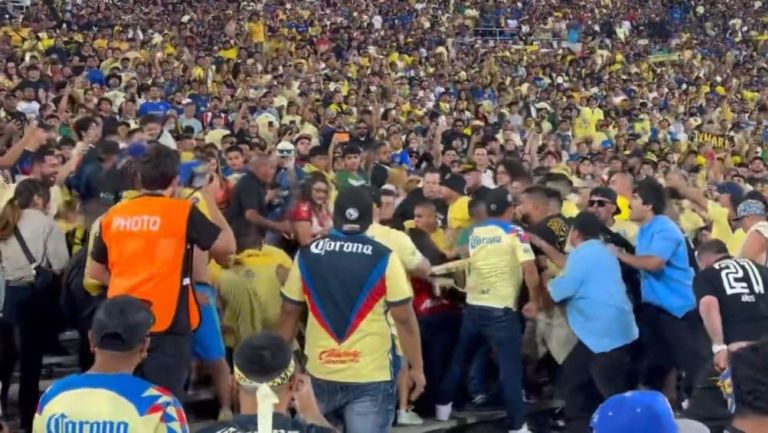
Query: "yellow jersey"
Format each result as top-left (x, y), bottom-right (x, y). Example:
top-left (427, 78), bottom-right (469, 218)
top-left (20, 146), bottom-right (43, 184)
top-left (611, 219), bottom-right (639, 245)
top-left (708, 200), bottom-right (746, 254)
top-left (215, 246), bottom-right (292, 348)
top-left (466, 219), bottom-right (535, 309)
top-left (282, 234), bottom-right (412, 382)
top-left (447, 196), bottom-right (471, 230)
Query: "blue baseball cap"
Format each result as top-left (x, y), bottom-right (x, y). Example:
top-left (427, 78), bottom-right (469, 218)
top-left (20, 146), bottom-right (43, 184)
top-left (591, 391), bottom-right (708, 433)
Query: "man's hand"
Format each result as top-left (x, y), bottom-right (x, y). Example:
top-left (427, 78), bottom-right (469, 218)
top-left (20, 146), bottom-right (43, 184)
top-left (275, 220), bottom-right (293, 234)
top-left (292, 374), bottom-right (323, 418)
top-left (714, 349), bottom-right (729, 372)
top-left (666, 171), bottom-right (688, 190)
top-left (408, 367), bottom-right (426, 401)
top-left (23, 121), bottom-right (49, 149)
top-left (522, 301), bottom-right (538, 318)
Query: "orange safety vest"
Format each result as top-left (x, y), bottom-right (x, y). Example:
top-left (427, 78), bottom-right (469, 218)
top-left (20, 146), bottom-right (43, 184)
top-left (100, 195), bottom-right (201, 333)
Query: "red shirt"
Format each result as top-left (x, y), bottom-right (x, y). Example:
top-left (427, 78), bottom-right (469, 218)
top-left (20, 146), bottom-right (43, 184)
top-left (411, 277), bottom-right (457, 317)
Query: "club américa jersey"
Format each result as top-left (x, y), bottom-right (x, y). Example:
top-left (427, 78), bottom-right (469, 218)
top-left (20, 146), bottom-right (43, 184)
top-left (33, 373), bottom-right (189, 433)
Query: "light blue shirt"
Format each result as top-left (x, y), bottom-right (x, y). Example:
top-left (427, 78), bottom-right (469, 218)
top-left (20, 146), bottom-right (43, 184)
top-left (635, 215), bottom-right (696, 318)
top-left (549, 239), bottom-right (639, 353)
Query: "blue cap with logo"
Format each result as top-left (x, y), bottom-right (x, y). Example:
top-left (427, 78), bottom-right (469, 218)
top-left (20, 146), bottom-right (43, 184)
top-left (591, 391), bottom-right (709, 433)
top-left (733, 199), bottom-right (766, 221)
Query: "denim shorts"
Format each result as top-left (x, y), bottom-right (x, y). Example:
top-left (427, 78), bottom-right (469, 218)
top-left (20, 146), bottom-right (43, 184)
top-left (192, 283), bottom-right (225, 362)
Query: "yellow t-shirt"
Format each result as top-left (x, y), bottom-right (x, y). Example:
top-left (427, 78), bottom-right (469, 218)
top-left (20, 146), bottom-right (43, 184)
top-left (366, 223), bottom-right (424, 272)
top-left (561, 199), bottom-right (580, 218)
top-left (404, 221), bottom-right (449, 254)
top-left (281, 244), bottom-right (412, 383)
top-left (708, 200), bottom-right (746, 254)
top-left (466, 219), bottom-right (535, 309)
top-left (448, 196), bottom-right (471, 229)
top-left (247, 22), bottom-right (266, 43)
top-left (611, 218), bottom-right (639, 245)
top-left (215, 246), bottom-right (292, 348)
top-left (616, 194), bottom-right (631, 221)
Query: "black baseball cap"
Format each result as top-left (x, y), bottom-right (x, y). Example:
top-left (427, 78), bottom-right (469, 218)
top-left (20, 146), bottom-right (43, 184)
top-left (91, 295), bottom-right (154, 352)
top-left (589, 186), bottom-right (621, 216)
top-left (486, 187), bottom-right (513, 217)
top-left (333, 186), bottom-right (373, 233)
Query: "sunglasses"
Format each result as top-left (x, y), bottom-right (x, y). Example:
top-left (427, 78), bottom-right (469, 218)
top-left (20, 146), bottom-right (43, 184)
top-left (588, 199), bottom-right (611, 208)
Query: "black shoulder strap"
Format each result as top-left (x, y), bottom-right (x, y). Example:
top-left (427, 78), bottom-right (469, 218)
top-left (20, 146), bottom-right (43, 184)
top-left (12, 226), bottom-right (36, 266)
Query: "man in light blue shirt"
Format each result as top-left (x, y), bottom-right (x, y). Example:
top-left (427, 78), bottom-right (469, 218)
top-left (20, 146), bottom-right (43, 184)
top-left (613, 178), bottom-right (707, 397)
top-left (548, 211), bottom-right (638, 433)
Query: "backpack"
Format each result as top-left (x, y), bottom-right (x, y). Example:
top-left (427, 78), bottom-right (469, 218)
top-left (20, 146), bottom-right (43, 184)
top-left (60, 246), bottom-right (104, 331)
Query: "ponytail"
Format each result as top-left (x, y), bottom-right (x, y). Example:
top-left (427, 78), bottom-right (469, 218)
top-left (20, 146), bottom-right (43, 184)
top-left (0, 198), bottom-right (22, 241)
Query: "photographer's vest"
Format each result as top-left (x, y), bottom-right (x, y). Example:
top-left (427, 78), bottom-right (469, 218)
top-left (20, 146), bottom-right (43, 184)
top-left (100, 195), bottom-right (200, 333)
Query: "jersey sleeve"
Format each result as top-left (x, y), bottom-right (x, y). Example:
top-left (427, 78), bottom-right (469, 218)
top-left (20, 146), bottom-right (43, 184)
top-left (289, 201), bottom-right (313, 222)
top-left (393, 230), bottom-right (426, 272)
top-left (511, 230), bottom-right (536, 263)
top-left (385, 253), bottom-right (413, 306)
top-left (281, 254), bottom-right (306, 304)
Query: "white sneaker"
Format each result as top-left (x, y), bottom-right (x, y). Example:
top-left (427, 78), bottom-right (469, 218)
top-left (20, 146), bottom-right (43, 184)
top-left (509, 424), bottom-right (532, 433)
top-left (397, 409), bottom-right (424, 426)
top-left (435, 403), bottom-right (452, 421)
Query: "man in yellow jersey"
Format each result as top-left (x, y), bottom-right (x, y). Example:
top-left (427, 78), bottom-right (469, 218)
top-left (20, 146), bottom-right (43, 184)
top-left (442, 174), bottom-right (471, 231)
top-left (364, 187), bottom-right (430, 426)
top-left (667, 172), bottom-right (745, 254)
top-left (609, 171), bottom-right (634, 221)
top-left (435, 188), bottom-right (540, 433)
top-left (212, 223), bottom-right (292, 351)
top-left (277, 187), bottom-right (424, 433)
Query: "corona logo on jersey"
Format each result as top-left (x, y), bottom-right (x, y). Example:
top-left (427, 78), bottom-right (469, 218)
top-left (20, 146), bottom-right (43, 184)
top-left (309, 238), bottom-right (373, 256)
top-left (46, 413), bottom-right (129, 433)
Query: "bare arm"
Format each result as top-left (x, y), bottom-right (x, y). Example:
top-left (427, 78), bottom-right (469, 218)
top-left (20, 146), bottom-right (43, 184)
top-left (522, 260), bottom-right (541, 306)
top-left (199, 186), bottom-right (236, 265)
top-left (293, 221), bottom-right (314, 247)
top-left (699, 295), bottom-right (725, 346)
top-left (615, 250), bottom-right (665, 271)
top-left (89, 261), bottom-right (110, 285)
top-left (390, 302), bottom-right (423, 373)
top-left (276, 301), bottom-right (304, 342)
top-left (244, 209), bottom-right (288, 233)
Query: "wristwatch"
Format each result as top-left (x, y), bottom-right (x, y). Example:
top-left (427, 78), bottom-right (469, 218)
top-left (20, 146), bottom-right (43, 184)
top-left (712, 343), bottom-right (728, 354)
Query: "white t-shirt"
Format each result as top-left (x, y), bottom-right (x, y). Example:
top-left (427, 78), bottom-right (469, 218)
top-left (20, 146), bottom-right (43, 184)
top-left (740, 221), bottom-right (768, 265)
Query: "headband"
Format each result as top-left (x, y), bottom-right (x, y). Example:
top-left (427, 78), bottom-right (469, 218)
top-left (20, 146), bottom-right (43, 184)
top-left (233, 359), bottom-right (296, 433)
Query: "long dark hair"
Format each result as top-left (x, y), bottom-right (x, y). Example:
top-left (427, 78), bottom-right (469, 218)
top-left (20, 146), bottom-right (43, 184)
top-left (0, 178), bottom-right (50, 240)
top-left (299, 173), bottom-right (329, 204)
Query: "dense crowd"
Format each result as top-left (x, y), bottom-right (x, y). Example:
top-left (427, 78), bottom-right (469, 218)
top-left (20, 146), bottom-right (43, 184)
top-left (1, 0), bottom-right (768, 432)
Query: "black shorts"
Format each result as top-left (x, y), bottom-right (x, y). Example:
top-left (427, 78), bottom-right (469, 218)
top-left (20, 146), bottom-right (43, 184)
top-left (135, 333), bottom-right (192, 398)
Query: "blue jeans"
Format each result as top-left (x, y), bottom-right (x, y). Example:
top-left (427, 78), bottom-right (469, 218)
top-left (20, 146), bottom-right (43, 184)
top-left (312, 378), bottom-right (396, 433)
top-left (437, 305), bottom-right (525, 430)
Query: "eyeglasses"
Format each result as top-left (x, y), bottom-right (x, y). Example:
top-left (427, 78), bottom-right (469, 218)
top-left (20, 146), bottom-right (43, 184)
top-left (588, 199), bottom-right (611, 208)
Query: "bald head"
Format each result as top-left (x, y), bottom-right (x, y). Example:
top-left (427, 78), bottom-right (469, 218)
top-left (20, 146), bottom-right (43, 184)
top-left (609, 171), bottom-right (634, 197)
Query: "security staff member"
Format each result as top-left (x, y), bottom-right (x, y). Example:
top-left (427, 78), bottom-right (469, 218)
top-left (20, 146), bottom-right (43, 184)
top-left (89, 144), bottom-right (236, 397)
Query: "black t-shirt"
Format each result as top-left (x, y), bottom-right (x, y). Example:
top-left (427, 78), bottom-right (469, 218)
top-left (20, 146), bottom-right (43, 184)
top-left (530, 214), bottom-right (570, 255)
top-left (694, 257), bottom-right (768, 344)
top-left (197, 413), bottom-right (335, 433)
top-left (227, 171), bottom-right (268, 234)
